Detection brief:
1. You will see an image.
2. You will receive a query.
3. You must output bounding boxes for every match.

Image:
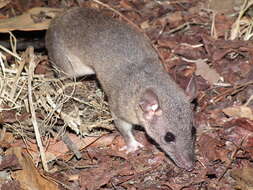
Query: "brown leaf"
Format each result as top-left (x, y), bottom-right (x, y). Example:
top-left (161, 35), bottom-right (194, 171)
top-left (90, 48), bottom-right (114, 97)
top-left (224, 118), bottom-right (253, 133)
top-left (198, 134), bottom-right (229, 164)
top-left (79, 161), bottom-right (132, 190)
top-left (120, 0), bottom-right (136, 10)
top-left (0, 7), bottom-right (63, 32)
top-left (195, 59), bottom-right (221, 84)
top-left (7, 147), bottom-right (59, 190)
top-left (34, 59), bottom-right (50, 75)
top-left (157, 39), bottom-right (178, 49)
top-left (162, 11), bottom-right (183, 27)
top-left (223, 118), bottom-right (253, 157)
top-left (0, 109), bottom-right (30, 124)
top-left (231, 167), bottom-right (253, 189)
top-left (208, 0), bottom-right (241, 14)
top-left (174, 44), bottom-right (204, 60)
top-left (1, 180), bottom-right (21, 190)
top-left (223, 106), bottom-right (253, 120)
top-left (13, 133), bottom-right (117, 162)
top-left (0, 109), bottom-right (16, 123)
top-left (0, 154), bottom-right (21, 170)
top-left (0, 0), bottom-right (10, 9)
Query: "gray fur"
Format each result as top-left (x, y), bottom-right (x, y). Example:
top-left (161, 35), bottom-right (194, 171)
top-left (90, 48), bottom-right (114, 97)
top-left (46, 7), bottom-right (196, 170)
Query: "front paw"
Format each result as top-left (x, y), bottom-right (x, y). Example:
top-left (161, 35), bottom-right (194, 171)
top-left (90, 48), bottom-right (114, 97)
top-left (120, 140), bottom-right (144, 153)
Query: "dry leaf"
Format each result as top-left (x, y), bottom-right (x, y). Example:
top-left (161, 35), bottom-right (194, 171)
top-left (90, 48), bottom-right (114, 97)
top-left (0, 0), bottom-right (10, 9)
top-left (7, 147), bottom-right (59, 190)
top-left (231, 167), bottom-right (253, 190)
top-left (223, 106), bottom-right (253, 120)
top-left (223, 118), bottom-right (253, 157)
top-left (208, 0), bottom-right (242, 13)
top-left (198, 134), bottom-right (229, 164)
top-left (195, 59), bottom-right (221, 84)
top-left (140, 20), bottom-right (150, 30)
top-left (0, 7), bottom-right (63, 32)
top-left (13, 133), bottom-right (117, 162)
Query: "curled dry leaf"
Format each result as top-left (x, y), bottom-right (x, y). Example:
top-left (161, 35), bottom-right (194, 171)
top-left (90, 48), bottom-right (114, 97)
top-left (195, 59), bottom-right (221, 85)
top-left (0, 0), bottom-right (10, 9)
top-left (222, 105), bottom-right (253, 120)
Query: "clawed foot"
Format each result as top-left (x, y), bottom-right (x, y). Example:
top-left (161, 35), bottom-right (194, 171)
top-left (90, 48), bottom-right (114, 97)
top-left (120, 140), bottom-right (144, 153)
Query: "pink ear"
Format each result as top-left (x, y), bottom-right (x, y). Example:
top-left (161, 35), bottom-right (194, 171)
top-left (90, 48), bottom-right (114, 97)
top-left (139, 89), bottom-right (162, 121)
top-left (185, 74), bottom-right (198, 102)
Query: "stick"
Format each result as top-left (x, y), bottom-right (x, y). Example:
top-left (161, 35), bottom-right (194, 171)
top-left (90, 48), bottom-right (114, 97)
top-left (27, 46), bottom-right (48, 171)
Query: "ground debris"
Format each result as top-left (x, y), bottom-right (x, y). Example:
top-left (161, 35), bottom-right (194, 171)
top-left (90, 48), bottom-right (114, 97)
top-left (0, 0), bottom-right (253, 189)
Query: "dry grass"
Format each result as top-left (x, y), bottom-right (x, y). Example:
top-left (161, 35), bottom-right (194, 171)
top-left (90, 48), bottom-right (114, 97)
top-left (0, 33), bottom-right (113, 143)
top-left (209, 0), bottom-right (253, 40)
top-left (230, 0), bottom-right (253, 40)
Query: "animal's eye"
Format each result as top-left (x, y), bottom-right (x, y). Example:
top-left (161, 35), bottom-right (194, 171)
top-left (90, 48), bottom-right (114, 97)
top-left (191, 126), bottom-right (196, 137)
top-left (164, 132), bottom-right (175, 143)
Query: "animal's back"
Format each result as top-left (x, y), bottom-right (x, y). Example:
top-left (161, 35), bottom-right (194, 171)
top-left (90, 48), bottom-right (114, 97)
top-left (46, 8), bottom-right (158, 82)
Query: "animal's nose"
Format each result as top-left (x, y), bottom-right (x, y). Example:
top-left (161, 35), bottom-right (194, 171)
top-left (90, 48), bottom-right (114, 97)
top-left (185, 161), bottom-right (195, 171)
top-left (175, 152), bottom-right (196, 171)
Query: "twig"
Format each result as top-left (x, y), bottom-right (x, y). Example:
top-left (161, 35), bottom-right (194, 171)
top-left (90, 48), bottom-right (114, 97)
top-left (0, 51), bottom-right (6, 77)
top-left (0, 52), bottom-right (6, 105)
top-left (27, 46), bottom-right (48, 171)
top-left (61, 132), bottom-right (82, 159)
top-left (211, 11), bottom-right (217, 39)
top-left (209, 80), bottom-right (253, 104)
top-left (244, 94), bottom-right (253, 106)
top-left (10, 51), bottom-right (26, 100)
top-left (0, 44), bottom-right (21, 61)
top-left (9, 32), bottom-right (17, 55)
top-left (218, 136), bottom-right (247, 181)
top-left (167, 22), bottom-right (191, 35)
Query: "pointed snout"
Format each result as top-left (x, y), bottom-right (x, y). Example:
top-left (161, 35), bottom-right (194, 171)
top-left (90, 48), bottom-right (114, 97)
top-left (178, 159), bottom-right (195, 171)
top-left (172, 152), bottom-right (196, 171)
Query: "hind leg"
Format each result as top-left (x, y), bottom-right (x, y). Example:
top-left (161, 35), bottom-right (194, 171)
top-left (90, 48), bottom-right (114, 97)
top-left (49, 47), bottom-right (95, 78)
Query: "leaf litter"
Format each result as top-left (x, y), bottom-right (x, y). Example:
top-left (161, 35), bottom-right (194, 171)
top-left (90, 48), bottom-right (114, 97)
top-left (0, 0), bottom-right (253, 189)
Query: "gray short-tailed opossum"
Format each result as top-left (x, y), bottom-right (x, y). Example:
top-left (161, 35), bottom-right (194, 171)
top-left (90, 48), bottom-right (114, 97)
top-left (46, 7), bottom-right (196, 170)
